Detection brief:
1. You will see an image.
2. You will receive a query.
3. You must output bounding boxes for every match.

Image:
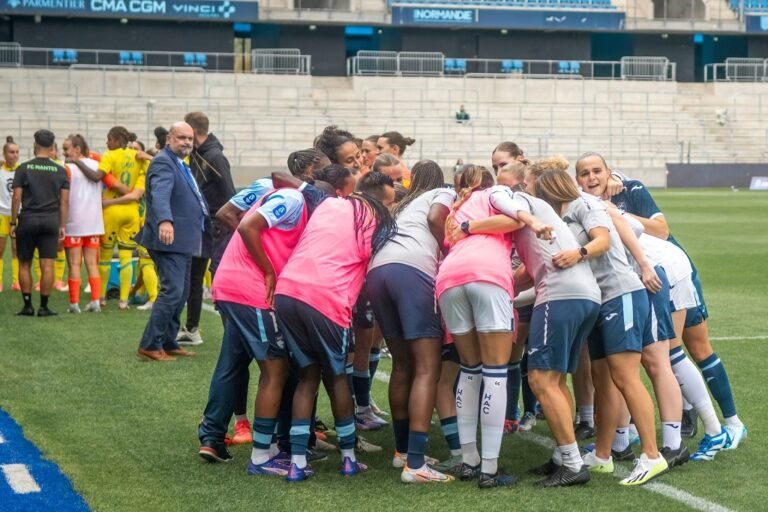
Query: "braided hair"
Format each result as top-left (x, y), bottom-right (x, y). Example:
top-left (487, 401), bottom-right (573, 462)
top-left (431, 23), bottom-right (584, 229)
top-left (392, 159), bottom-right (444, 218)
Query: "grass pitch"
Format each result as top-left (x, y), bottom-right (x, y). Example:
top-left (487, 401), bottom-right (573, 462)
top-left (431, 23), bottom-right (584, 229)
top-left (1, 189), bottom-right (767, 511)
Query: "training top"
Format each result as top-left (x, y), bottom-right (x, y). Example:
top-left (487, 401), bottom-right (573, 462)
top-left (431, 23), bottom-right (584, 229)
top-left (370, 188), bottom-right (456, 277)
top-left (214, 188), bottom-right (308, 309)
top-left (230, 178), bottom-right (327, 218)
top-left (65, 158), bottom-right (104, 237)
top-left (435, 187), bottom-right (514, 299)
top-left (495, 191), bottom-right (601, 306)
top-left (12, 157), bottom-right (69, 217)
top-left (276, 197), bottom-right (376, 327)
top-left (0, 162), bottom-right (19, 216)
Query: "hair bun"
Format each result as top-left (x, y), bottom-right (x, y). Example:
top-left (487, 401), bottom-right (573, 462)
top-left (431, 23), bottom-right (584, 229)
top-left (6, 136), bottom-right (14, 143)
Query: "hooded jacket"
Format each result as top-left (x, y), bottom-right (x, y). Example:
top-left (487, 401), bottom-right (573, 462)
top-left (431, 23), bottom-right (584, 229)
top-left (189, 133), bottom-right (235, 217)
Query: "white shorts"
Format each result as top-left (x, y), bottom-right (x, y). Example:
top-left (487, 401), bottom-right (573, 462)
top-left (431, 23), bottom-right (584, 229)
top-left (439, 282), bottom-right (513, 335)
top-left (670, 275), bottom-right (697, 312)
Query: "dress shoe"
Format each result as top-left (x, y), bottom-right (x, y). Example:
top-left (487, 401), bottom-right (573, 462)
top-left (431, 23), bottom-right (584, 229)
top-left (137, 349), bottom-right (176, 361)
top-left (17, 305), bottom-right (35, 316)
top-left (166, 348), bottom-right (196, 357)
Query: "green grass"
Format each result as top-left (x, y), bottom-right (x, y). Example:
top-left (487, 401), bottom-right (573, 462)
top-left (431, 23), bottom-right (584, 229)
top-left (1, 189), bottom-right (767, 511)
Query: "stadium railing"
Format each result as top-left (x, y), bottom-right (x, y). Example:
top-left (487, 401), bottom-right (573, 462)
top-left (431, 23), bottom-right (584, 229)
top-left (388, 0), bottom-right (615, 8)
top-left (0, 42), bottom-right (22, 67)
top-left (251, 49), bottom-right (312, 75)
top-left (619, 57), bottom-right (676, 81)
top-left (704, 58), bottom-right (767, 82)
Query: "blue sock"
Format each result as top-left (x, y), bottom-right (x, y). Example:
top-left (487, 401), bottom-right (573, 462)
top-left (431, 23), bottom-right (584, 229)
top-left (407, 431), bottom-right (429, 468)
top-left (506, 362), bottom-right (521, 421)
top-left (290, 419), bottom-right (311, 457)
top-left (345, 363), bottom-right (355, 401)
top-left (697, 353), bottom-right (737, 418)
top-left (440, 416), bottom-right (461, 451)
top-left (335, 416), bottom-right (356, 450)
top-left (252, 417), bottom-right (276, 450)
top-left (393, 418), bottom-right (409, 453)
top-left (521, 352), bottom-right (538, 414)
top-left (369, 347), bottom-right (381, 382)
top-left (352, 370), bottom-right (371, 408)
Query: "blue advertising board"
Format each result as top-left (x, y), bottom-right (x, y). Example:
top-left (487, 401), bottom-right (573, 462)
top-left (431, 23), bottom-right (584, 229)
top-left (392, 5), bottom-right (625, 30)
top-left (0, 0), bottom-right (258, 22)
top-left (746, 14), bottom-right (768, 32)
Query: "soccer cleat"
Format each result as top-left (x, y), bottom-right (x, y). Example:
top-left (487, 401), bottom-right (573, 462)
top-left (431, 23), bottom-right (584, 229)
top-left (369, 398), bottom-right (389, 417)
top-left (67, 304), bottom-right (81, 314)
top-left (724, 424), bottom-right (747, 450)
top-left (537, 465), bottom-right (591, 488)
top-left (355, 436), bottom-right (382, 453)
top-left (574, 421), bottom-right (595, 441)
top-left (198, 441), bottom-right (233, 463)
top-left (431, 454), bottom-right (463, 474)
top-left (661, 445), bottom-right (690, 468)
top-left (478, 470), bottom-right (517, 489)
top-left (340, 457), bottom-right (368, 476)
top-left (459, 462), bottom-right (481, 481)
top-left (314, 438), bottom-right (337, 452)
top-left (307, 448), bottom-right (327, 463)
top-left (315, 419), bottom-right (336, 437)
top-left (37, 307), bottom-right (58, 317)
top-left (54, 280), bottom-right (67, 292)
top-left (528, 459), bottom-right (560, 476)
top-left (357, 407), bottom-right (388, 427)
top-left (503, 419), bottom-right (519, 435)
top-left (681, 409), bottom-right (698, 439)
top-left (178, 327), bottom-right (204, 346)
top-left (285, 463), bottom-right (314, 482)
top-left (612, 446), bottom-right (635, 462)
top-left (401, 463), bottom-right (454, 484)
top-left (392, 451), bottom-right (438, 469)
top-left (355, 412), bottom-right (382, 431)
top-left (137, 301), bottom-right (154, 311)
top-left (519, 412), bottom-right (537, 431)
top-left (229, 419), bottom-right (252, 445)
top-left (272, 451), bottom-right (291, 464)
top-left (582, 451), bottom-right (614, 473)
top-left (118, 301), bottom-right (130, 310)
top-left (690, 428), bottom-right (728, 461)
top-left (85, 301), bottom-right (101, 313)
top-left (247, 457), bottom-right (289, 477)
top-left (619, 454), bottom-right (669, 486)
top-left (99, 298), bottom-right (107, 308)
top-left (16, 305), bottom-right (35, 316)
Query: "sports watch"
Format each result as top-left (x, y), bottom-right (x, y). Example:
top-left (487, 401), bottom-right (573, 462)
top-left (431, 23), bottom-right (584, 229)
top-left (460, 221), bottom-right (471, 235)
top-left (579, 246), bottom-right (589, 261)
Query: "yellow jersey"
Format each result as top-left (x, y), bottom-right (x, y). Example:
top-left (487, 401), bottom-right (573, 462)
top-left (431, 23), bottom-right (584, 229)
top-left (99, 147), bottom-right (146, 202)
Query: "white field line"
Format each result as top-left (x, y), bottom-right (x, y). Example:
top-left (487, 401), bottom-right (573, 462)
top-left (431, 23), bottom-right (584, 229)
top-left (201, 303), bottom-right (219, 315)
top-left (709, 335), bottom-right (768, 341)
top-left (1, 464), bottom-right (41, 494)
top-left (0, 432), bottom-right (5, 444)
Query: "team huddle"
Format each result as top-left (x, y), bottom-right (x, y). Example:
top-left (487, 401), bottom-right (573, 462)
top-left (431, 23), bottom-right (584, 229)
top-left (1, 121), bottom-right (747, 490)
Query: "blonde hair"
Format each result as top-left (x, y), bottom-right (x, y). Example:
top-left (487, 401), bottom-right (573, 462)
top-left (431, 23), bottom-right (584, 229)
top-left (497, 161), bottom-right (527, 190)
top-left (533, 168), bottom-right (581, 214)
top-left (445, 165), bottom-right (494, 245)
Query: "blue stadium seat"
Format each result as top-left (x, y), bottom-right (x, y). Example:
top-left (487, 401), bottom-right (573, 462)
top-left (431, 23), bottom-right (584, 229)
top-left (195, 53), bottom-right (208, 67)
top-left (455, 59), bottom-right (466, 73)
top-left (501, 59), bottom-right (513, 73)
top-left (513, 60), bottom-right (524, 72)
top-left (131, 51), bottom-right (143, 65)
top-left (445, 58), bottom-right (455, 72)
top-left (570, 61), bottom-right (581, 74)
top-left (66, 49), bottom-right (78, 63)
top-left (183, 53), bottom-right (195, 66)
top-left (558, 61), bottom-right (570, 73)
top-left (119, 51), bottom-right (131, 65)
top-left (52, 49), bottom-right (65, 64)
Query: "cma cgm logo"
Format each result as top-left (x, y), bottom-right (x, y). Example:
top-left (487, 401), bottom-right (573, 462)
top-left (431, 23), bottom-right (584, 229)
top-left (413, 8), bottom-right (474, 23)
top-left (90, 0), bottom-right (167, 13)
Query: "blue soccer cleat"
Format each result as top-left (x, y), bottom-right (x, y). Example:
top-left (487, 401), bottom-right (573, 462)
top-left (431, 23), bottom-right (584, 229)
top-left (285, 463), bottom-right (314, 482)
top-left (690, 428), bottom-right (728, 461)
top-left (247, 457), bottom-right (289, 477)
top-left (340, 457), bottom-right (368, 476)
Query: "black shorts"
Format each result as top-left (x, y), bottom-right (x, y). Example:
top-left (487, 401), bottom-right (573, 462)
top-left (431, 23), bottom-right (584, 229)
top-left (16, 214), bottom-right (59, 260)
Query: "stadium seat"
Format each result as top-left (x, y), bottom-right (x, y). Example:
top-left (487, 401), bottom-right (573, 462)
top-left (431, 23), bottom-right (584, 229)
top-left (52, 49), bottom-right (65, 64)
top-left (501, 59), bottom-right (513, 73)
top-left (570, 61), bottom-right (581, 74)
top-left (195, 53), bottom-right (208, 67)
top-left (445, 58), bottom-right (455, 73)
top-left (558, 61), bottom-right (570, 74)
top-left (455, 59), bottom-right (467, 73)
top-left (66, 49), bottom-right (78, 63)
top-left (512, 60), bottom-right (524, 72)
top-left (183, 53), bottom-right (195, 66)
top-left (119, 51), bottom-right (131, 65)
top-left (131, 51), bottom-right (144, 65)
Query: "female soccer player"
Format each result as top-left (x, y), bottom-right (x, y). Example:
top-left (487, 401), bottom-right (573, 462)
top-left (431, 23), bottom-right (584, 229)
top-left (490, 141), bottom-right (528, 175)
top-left (315, 126), bottom-right (364, 173)
top-left (274, 192), bottom-right (396, 482)
top-left (532, 164), bottom-right (668, 486)
top-left (62, 134), bottom-right (104, 313)
top-left (361, 135), bottom-right (380, 173)
top-left (1, 136), bottom-right (20, 291)
top-left (575, 152), bottom-right (741, 458)
top-left (367, 160), bottom-right (456, 484)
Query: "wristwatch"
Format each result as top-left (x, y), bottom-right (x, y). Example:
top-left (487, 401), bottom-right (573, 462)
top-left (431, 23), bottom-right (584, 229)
top-left (460, 221), bottom-right (471, 235)
top-left (579, 246), bottom-right (589, 261)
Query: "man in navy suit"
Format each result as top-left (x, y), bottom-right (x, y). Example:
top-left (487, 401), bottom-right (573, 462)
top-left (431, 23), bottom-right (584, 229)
top-left (137, 122), bottom-right (209, 361)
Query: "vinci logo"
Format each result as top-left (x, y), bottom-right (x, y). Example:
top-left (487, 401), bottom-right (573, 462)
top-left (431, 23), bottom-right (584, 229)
top-left (172, 0), bottom-right (235, 17)
top-left (413, 8), bottom-right (474, 23)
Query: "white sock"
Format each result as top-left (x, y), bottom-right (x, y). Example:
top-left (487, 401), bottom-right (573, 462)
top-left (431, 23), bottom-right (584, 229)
top-left (682, 397), bottom-right (693, 411)
top-left (235, 414), bottom-right (248, 423)
top-left (291, 454), bottom-right (307, 469)
top-left (629, 423), bottom-right (639, 438)
top-left (725, 415), bottom-right (744, 428)
top-left (480, 366), bottom-right (507, 475)
top-left (671, 352), bottom-right (721, 436)
top-left (251, 446), bottom-right (271, 465)
top-left (450, 448), bottom-right (462, 457)
top-left (551, 446), bottom-right (563, 466)
top-left (662, 422), bottom-right (682, 450)
top-left (456, 365), bottom-right (482, 465)
top-left (577, 405), bottom-right (594, 427)
top-left (559, 442), bottom-right (583, 472)
top-left (612, 427), bottom-right (630, 452)
top-left (340, 448), bottom-right (355, 462)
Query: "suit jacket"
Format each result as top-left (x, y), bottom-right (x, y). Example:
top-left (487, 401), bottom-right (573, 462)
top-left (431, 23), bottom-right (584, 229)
top-left (138, 147), bottom-right (208, 255)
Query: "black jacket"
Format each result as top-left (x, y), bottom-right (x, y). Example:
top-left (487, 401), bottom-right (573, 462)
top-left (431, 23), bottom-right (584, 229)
top-left (189, 133), bottom-right (235, 217)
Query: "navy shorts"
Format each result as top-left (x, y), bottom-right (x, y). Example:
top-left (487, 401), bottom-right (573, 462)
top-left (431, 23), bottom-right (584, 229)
top-left (352, 282), bottom-right (374, 330)
top-left (684, 269), bottom-right (709, 328)
top-left (275, 295), bottom-right (351, 376)
top-left (441, 343), bottom-right (460, 364)
top-left (588, 289), bottom-right (650, 361)
top-left (216, 301), bottom-right (287, 361)
top-left (647, 265), bottom-right (675, 344)
top-left (516, 304), bottom-right (534, 324)
top-left (367, 263), bottom-right (443, 341)
top-left (528, 299), bottom-right (599, 374)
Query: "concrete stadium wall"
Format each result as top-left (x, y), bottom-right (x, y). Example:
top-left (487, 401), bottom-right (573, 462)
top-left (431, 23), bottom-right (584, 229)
top-left (667, 164), bottom-right (768, 188)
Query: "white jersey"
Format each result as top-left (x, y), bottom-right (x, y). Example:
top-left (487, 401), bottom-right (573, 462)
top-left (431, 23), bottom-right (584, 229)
top-left (66, 158), bottom-right (105, 236)
top-left (638, 233), bottom-right (692, 286)
top-left (0, 165), bottom-right (15, 216)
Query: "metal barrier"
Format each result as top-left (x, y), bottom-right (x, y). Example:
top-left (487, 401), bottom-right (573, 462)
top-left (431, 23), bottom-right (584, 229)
top-left (397, 52), bottom-right (444, 76)
top-left (620, 57), bottom-right (675, 81)
top-left (347, 51), bottom-right (444, 76)
top-left (0, 42), bottom-right (22, 67)
top-left (725, 58), bottom-right (765, 81)
top-left (251, 49), bottom-right (312, 75)
top-left (354, 50), bottom-right (398, 75)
